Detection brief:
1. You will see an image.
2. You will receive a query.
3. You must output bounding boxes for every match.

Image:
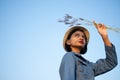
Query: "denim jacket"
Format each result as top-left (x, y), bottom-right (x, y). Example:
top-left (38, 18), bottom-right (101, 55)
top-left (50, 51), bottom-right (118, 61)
top-left (59, 44), bottom-right (118, 80)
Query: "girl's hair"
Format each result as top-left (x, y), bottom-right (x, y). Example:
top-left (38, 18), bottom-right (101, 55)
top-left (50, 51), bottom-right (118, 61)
top-left (65, 29), bottom-right (88, 54)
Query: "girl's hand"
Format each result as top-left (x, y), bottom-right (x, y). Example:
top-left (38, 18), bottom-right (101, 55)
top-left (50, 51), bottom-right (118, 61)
top-left (93, 21), bottom-right (108, 38)
top-left (93, 21), bottom-right (111, 46)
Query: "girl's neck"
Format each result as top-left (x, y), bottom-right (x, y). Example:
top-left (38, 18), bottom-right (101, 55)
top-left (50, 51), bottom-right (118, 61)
top-left (71, 46), bottom-right (81, 54)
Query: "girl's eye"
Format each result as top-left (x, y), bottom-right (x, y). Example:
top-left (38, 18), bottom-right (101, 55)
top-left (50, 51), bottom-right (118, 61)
top-left (82, 35), bottom-right (85, 38)
top-left (75, 34), bottom-right (80, 37)
top-left (74, 34), bottom-right (85, 38)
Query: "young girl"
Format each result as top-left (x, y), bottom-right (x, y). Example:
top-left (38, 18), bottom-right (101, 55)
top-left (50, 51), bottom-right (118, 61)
top-left (59, 21), bottom-right (118, 80)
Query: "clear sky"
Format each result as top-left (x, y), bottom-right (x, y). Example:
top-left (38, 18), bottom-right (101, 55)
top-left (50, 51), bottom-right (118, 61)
top-left (0, 0), bottom-right (120, 80)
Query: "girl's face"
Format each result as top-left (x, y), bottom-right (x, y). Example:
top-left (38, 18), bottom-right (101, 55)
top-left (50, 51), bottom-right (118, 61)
top-left (66, 30), bottom-right (86, 49)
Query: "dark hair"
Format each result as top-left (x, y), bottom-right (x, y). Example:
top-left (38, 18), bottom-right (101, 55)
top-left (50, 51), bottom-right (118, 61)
top-left (65, 29), bottom-right (88, 54)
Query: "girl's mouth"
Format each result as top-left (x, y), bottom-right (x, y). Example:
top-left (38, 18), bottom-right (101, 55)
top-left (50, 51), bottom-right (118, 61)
top-left (79, 41), bottom-right (84, 44)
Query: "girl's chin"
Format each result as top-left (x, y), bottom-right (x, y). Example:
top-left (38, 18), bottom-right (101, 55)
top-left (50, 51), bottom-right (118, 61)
top-left (71, 45), bottom-right (85, 48)
top-left (75, 46), bottom-right (84, 49)
top-left (77, 45), bottom-right (85, 47)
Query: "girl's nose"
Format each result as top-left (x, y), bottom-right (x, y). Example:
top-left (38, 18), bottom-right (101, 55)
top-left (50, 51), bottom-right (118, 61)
top-left (79, 35), bottom-right (84, 39)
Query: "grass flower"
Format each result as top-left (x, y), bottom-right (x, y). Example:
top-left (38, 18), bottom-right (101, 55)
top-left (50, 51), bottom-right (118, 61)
top-left (58, 14), bottom-right (120, 33)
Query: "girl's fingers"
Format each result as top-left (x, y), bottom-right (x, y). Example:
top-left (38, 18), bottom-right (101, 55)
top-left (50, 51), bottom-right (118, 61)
top-left (93, 21), bottom-right (98, 28)
top-left (93, 21), bottom-right (106, 29)
top-left (98, 24), bottom-right (103, 28)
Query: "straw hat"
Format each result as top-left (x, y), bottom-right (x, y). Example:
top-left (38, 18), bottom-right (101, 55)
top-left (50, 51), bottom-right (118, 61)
top-left (63, 26), bottom-right (90, 52)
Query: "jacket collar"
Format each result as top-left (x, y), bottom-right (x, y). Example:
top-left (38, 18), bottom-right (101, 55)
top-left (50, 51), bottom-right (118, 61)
top-left (72, 52), bottom-right (88, 65)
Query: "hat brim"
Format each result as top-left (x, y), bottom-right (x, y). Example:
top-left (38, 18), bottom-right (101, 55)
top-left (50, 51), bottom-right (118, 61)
top-left (63, 26), bottom-right (90, 52)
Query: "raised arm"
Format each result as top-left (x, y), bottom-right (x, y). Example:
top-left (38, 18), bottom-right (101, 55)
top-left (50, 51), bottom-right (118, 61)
top-left (92, 21), bottom-right (118, 76)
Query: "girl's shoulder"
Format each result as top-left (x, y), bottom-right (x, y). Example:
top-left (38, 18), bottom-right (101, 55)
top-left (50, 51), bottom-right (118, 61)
top-left (62, 52), bottom-right (75, 61)
top-left (64, 52), bottom-right (74, 57)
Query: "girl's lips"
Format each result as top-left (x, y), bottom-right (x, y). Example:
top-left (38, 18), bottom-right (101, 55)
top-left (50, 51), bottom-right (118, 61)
top-left (79, 41), bottom-right (84, 44)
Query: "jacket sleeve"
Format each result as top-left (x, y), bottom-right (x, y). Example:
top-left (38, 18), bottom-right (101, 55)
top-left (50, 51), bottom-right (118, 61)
top-left (93, 44), bottom-right (118, 76)
top-left (59, 53), bottom-right (76, 80)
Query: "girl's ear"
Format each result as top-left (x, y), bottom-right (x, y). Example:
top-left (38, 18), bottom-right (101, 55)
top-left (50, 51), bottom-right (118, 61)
top-left (66, 40), bottom-right (71, 45)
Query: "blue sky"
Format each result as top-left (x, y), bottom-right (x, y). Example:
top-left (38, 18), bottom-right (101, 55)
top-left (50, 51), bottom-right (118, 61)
top-left (0, 0), bottom-right (120, 80)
